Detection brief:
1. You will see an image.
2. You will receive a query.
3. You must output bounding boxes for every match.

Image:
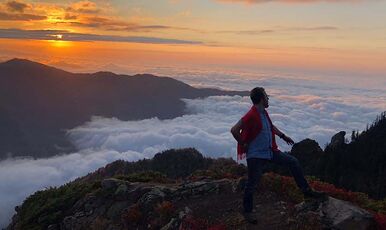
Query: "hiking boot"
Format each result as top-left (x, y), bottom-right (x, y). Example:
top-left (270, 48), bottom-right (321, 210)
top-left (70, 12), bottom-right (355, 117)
top-left (303, 187), bottom-right (327, 200)
top-left (242, 211), bottom-right (258, 224)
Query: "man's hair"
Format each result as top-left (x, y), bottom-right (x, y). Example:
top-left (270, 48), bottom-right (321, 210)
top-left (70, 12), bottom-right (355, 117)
top-left (250, 87), bottom-right (265, 104)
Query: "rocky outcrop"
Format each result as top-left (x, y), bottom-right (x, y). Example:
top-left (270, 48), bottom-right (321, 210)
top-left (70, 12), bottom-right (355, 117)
top-left (8, 176), bottom-right (378, 230)
top-left (8, 178), bottom-right (241, 230)
top-left (328, 131), bottom-right (346, 149)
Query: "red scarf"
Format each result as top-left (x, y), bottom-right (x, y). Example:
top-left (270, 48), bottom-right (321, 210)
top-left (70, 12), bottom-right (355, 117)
top-left (237, 106), bottom-right (279, 160)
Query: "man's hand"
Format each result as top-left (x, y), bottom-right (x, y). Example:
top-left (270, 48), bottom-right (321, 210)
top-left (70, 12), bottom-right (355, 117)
top-left (282, 135), bottom-right (295, 145)
top-left (238, 141), bottom-right (249, 150)
top-left (273, 125), bottom-right (295, 146)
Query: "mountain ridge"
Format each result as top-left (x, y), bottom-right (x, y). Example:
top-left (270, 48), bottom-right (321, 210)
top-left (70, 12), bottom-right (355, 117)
top-left (0, 58), bottom-right (249, 159)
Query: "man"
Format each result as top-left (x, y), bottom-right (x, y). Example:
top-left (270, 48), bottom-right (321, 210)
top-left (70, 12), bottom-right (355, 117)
top-left (230, 87), bottom-right (326, 224)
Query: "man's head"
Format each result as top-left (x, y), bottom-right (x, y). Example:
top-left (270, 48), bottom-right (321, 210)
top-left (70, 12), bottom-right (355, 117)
top-left (250, 87), bottom-right (269, 108)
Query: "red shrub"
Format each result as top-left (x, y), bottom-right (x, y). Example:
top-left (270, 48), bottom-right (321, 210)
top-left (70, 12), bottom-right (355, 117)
top-left (208, 224), bottom-right (227, 230)
top-left (155, 201), bottom-right (175, 219)
top-left (374, 213), bottom-right (386, 230)
top-left (179, 215), bottom-right (208, 230)
top-left (121, 203), bottom-right (142, 225)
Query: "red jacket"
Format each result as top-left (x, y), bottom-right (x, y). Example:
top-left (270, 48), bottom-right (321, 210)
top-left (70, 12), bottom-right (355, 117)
top-left (237, 105), bottom-right (279, 160)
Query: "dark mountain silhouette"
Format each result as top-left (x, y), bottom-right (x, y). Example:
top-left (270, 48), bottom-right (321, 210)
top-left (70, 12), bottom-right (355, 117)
top-left (0, 58), bottom-right (249, 159)
top-left (319, 112), bottom-right (386, 199)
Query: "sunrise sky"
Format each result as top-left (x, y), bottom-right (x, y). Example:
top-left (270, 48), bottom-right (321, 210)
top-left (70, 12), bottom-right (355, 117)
top-left (1, 0), bottom-right (386, 77)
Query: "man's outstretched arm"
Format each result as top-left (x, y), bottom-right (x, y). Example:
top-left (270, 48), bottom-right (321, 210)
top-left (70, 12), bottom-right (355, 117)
top-left (272, 125), bottom-right (295, 145)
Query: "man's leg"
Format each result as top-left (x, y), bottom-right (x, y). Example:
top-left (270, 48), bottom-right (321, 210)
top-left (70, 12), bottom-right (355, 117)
top-left (270, 151), bottom-right (310, 192)
top-left (271, 151), bottom-right (327, 199)
top-left (243, 158), bottom-right (266, 212)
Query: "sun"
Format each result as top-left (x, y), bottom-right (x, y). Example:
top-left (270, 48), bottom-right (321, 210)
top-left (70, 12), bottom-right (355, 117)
top-left (46, 34), bottom-right (73, 47)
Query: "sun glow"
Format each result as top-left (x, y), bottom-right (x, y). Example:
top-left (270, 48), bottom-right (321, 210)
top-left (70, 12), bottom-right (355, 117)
top-left (47, 39), bottom-right (72, 48)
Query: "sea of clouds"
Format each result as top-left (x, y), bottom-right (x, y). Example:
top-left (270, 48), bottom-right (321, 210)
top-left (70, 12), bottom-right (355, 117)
top-left (0, 67), bottom-right (385, 227)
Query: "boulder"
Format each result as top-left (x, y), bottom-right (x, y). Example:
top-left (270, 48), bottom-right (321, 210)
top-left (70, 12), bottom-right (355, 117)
top-left (174, 179), bottom-right (234, 199)
top-left (291, 138), bottom-right (324, 173)
top-left (328, 131), bottom-right (346, 149)
top-left (101, 178), bottom-right (123, 190)
top-left (138, 187), bottom-right (168, 211)
top-left (295, 196), bottom-right (375, 230)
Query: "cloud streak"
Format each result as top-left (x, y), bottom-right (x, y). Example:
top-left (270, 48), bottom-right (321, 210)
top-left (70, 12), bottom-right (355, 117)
top-left (216, 26), bottom-right (338, 35)
top-left (0, 28), bottom-right (203, 44)
top-left (216, 0), bottom-right (361, 5)
top-left (0, 11), bottom-right (45, 20)
top-left (61, 16), bottom-right (201, 33)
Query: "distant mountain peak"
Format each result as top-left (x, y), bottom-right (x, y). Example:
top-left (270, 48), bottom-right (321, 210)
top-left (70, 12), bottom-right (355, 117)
top-left (3, 58), bottom-right (44, 66)
top-left (92, 71), bottom-right (117, 78)
top-left (0, 58), bottom-right (70, 75)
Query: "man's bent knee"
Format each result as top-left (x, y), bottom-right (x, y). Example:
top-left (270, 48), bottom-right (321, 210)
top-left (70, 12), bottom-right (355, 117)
top-left (289, 156), bottom-right (300, 167)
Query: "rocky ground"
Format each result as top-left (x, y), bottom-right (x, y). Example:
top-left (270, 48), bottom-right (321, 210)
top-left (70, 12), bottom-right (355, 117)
top-left (6, 148), bottom-right (382, 230)
top-left (7, 177), bottom-right (376, 230)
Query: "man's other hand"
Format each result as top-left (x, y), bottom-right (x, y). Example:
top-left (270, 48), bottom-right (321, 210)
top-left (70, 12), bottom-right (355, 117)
top-left (283, 135), bottom-right (295, 145)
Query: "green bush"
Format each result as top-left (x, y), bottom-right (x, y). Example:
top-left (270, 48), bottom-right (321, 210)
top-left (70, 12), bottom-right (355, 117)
top-left (114, 171), bottom-right (173, 183)
top-left (16, 181), bottom-right (100, 230)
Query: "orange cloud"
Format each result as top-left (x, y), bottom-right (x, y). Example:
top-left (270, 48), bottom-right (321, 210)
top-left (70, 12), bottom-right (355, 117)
top-left (0, 0), bottom-right (44, 21)
top-left (66, 1), bottom-right (100, 14)
top-left (0, 11), bottom-right (45, 20)
top-left (5, 0), bottom-right (29, 12)
top-left (0, 0), bottom-right (199, 34)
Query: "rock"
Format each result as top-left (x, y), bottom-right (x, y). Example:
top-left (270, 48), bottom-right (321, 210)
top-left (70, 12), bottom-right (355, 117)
top-left (233, 177), bottom-right (246, 192)
top-left (101, 178), bottom-right (124, 190)
top-left (125, 184), bottom-right (153, 203)
top-left (138, 187), bottom-right (167, 210)
top-left (47, 224), bottom-right (59, 230)
top-left (291, 139), bottom-right (324, 173)
top-left (329, 131), bottom-right (346, 149)
top-left (160, 218), bottom-right (179, 230)
top-left (295, 196), bottom-right (375, 230)
top-left (175, 179), bottom-right (233, 199)
top-left (114, 183), bottom-right (129, 199)
top-left (321, 197), bottom-right (375, 230)
top-left (106, 201), bottom-right (130, 220)
top-left (74, 211), bottom-right (85, 218)
top-left (62, 216), bottom-right (77, 230)
top-left (83, 195), bottom-right (99, 212)
top-left (179, 206), bottom-right (192, 219)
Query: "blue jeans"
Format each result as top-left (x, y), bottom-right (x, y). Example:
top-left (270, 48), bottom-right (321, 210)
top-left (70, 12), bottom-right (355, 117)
top-left (243, 151), bottom-right (310, 212)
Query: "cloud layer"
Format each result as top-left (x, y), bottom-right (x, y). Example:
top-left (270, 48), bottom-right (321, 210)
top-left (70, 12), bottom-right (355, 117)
top-left (0, 70), bottom-right (384, 228)
top-left (0, 28), bottom-right (203, 44)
